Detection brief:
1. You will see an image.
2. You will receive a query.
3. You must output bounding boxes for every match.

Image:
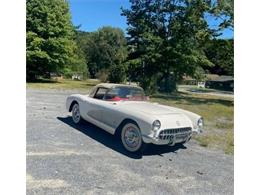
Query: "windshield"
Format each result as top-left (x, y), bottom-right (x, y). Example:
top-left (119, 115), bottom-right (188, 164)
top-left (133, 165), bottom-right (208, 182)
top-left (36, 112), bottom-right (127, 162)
top-left (104, 86), bottom-right (147, 101)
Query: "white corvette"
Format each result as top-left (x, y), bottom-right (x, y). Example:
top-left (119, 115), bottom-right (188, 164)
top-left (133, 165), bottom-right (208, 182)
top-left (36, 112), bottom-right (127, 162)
top-left (66, 83), bottom-right (203, 153)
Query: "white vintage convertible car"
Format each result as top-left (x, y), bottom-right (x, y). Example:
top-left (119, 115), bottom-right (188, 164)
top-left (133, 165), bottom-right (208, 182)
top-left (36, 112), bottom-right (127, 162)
top-left (66, 83), bottom-right (203, 153)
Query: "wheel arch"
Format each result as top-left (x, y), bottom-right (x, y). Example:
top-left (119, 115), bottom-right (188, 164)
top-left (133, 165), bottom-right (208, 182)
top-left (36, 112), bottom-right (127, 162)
top-left (114, 118), bottom-right (140, 137)
top-left (69, 100), bottom-right (79, 112)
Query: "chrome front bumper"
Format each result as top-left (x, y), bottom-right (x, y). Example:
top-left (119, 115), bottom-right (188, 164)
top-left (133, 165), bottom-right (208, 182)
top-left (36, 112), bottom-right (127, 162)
top-left (142, 127), bottom-right (193, 145)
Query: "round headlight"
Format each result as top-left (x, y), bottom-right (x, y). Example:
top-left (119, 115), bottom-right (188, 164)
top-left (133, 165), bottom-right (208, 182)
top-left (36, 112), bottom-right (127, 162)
top-left (197, 118), bottom-right (203, 127)
top-left (152, 120), bottom-right (161, 131)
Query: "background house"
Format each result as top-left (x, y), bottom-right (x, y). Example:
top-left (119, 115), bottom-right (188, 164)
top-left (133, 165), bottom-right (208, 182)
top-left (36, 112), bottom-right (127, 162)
top-left (205, 75), bottom-right (234, 91)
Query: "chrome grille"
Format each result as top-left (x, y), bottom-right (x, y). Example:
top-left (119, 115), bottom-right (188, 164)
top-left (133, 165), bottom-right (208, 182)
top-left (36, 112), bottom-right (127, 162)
top-left (158, 127), bottom-right (192, 140)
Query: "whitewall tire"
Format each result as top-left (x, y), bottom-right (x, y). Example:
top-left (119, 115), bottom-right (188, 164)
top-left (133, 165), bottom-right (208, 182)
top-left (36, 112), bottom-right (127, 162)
top-left (72, 103), bottom-right (81, 124)
top-left (121, 123), bottom-right (146, 153)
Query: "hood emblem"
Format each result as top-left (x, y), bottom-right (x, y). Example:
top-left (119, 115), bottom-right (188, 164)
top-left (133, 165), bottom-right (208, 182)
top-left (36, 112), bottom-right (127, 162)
top-left (176, 121), bottom-right (181, 126)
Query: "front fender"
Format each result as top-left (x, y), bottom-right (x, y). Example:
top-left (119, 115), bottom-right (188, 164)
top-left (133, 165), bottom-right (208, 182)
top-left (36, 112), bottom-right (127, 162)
top-left (66, 94), bottom-right (87, 112)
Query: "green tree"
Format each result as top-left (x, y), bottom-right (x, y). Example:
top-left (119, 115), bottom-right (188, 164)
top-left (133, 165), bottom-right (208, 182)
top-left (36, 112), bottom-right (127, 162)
top-left (204, 39), bottom-right (234, 75)
top-left (77, 27), bottom-right (128, 83)
top-left (122, 0), bottom-right (211, 93)
top-left (26, 0), bottom-right (85, 81)
top-left (122, 0), bottom-right (233, 93)
top-left (210, 0), bottom-right (234, 31)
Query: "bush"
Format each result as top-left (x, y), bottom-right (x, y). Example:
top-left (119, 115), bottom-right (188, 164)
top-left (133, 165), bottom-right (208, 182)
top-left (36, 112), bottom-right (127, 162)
top-left (63, 68), bottom-right (73, 79)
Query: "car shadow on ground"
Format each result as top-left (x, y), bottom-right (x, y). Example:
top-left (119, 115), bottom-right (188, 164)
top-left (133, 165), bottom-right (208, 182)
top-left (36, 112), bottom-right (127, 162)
top-left (57, 116), bottom-right (187, 159)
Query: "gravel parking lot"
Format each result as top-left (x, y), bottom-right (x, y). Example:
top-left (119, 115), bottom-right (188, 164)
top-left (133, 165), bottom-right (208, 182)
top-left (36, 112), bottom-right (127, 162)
top-left (27, 88), bottom-right (234, 195)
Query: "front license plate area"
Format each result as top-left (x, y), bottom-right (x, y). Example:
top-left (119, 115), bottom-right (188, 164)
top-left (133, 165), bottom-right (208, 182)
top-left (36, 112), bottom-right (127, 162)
top-left (175, 134), bottom-right (188, 141)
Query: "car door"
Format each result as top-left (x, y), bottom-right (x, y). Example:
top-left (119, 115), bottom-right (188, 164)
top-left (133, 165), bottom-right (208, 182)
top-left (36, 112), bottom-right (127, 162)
top-left (100, 101), bottom-right (123, 131)
top-left (100, 88), bottom-right (125, 130)
top-left (86, 87), bottom-right (108, 123)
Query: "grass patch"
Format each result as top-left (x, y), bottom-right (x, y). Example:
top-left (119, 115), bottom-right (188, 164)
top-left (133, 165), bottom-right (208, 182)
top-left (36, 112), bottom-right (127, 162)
top-left (195, 136), bottom-right (211, 147)
top-left (151, 92), bottom-right (234, 155)
top-left (224, 130), bottom-right (234, 154)
top-left (27, 79), bottom-right (100, 90)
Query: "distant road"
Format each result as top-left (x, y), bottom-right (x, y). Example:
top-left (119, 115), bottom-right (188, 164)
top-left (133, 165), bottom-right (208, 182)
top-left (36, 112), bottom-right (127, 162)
top-left (178, 85), bottom-right (234, 99)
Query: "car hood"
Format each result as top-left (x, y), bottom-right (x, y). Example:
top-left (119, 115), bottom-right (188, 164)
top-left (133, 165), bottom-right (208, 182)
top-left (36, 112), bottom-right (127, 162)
top-left (115, 101), bottom-right (194, 128)
top-left (117, 101), bottom-right (182, 115)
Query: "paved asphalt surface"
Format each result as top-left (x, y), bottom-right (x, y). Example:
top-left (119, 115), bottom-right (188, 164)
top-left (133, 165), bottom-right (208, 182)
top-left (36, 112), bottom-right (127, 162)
top-left (27, 88), bottom-right (234, 195)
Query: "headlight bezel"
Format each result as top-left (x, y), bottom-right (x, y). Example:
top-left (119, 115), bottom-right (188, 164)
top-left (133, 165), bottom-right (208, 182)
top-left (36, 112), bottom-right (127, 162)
top-left (152, 120), bottom-right (161, 131)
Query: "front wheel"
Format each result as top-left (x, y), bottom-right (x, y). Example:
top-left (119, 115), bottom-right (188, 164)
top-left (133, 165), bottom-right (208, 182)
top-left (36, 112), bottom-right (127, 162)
top-left (120, 123), bottom-right (147, 153)
top-left (71, 103), bottom-right (82, 124)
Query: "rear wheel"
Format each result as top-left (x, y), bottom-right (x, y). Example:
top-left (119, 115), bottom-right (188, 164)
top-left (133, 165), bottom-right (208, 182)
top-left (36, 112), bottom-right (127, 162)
top-left (71, 103), bottom-right (82, 124)
top-left (120, 123), bottom-right (147, 153)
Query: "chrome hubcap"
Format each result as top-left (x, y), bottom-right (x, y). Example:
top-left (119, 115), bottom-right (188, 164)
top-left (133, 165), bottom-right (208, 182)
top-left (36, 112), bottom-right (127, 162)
top-left (72, 104), bottom-right (80, 123)
top-left (124, 126), bottom-right (140, 149)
